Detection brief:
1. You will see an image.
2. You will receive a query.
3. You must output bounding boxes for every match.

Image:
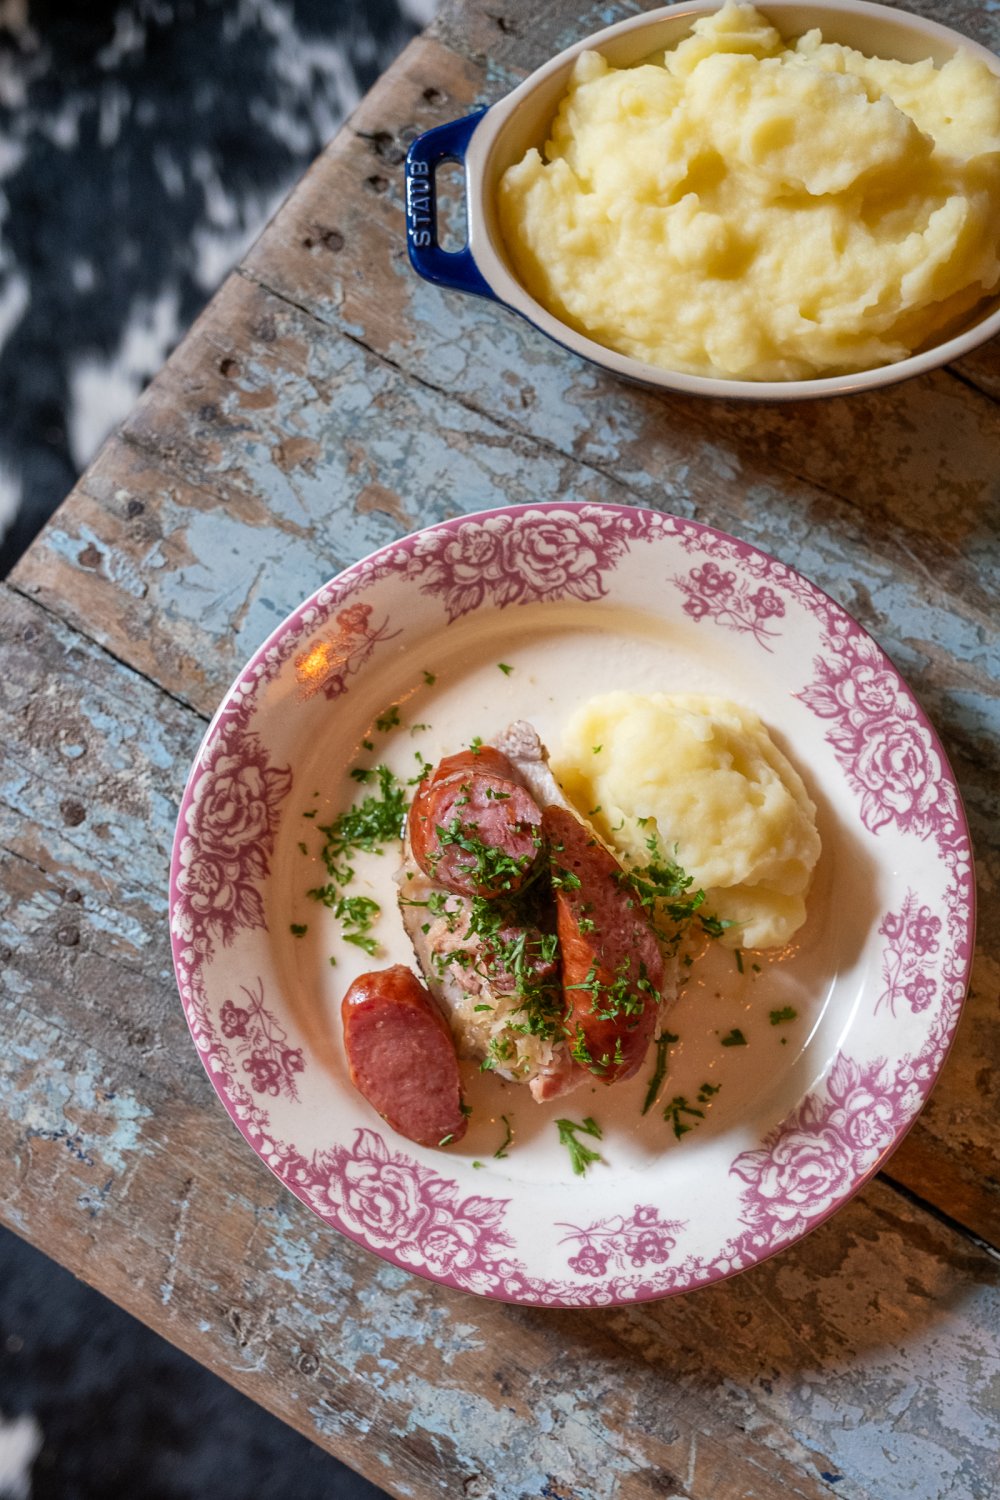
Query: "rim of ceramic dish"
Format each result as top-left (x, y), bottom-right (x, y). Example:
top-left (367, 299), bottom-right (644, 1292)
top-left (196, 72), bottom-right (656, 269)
top-left (168, 502), bottom-right (976, 1305)
top-left (462, 0), bottom-right (1000, 402)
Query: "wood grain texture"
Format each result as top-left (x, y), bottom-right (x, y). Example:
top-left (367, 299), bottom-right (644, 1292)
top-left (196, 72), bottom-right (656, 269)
top-left (3, 1), bottom-right (1000, 1494)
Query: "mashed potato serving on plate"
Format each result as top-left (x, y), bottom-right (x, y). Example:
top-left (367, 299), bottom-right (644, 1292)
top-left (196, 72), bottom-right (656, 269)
top-left (555, 693), bottom-right (821, 950)
top-left (498, 1), bottom-right (1000, 380)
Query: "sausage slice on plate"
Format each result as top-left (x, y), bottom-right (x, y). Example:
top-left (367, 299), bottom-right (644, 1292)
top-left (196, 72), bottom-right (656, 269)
top-left (342, 965), bottom-right (467, 1147)
top-left (407, 747), bottom-right (543, 898)
top-left (544, 806), bottom-right (663, 1084)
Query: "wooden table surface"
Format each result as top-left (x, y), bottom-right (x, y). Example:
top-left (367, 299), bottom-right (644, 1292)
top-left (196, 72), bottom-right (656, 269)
top-left (3, 1), bottom-right (999, 1495)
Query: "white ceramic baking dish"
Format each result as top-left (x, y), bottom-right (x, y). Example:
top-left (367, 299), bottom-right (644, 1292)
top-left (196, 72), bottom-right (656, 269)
top-left (404, 0), bottom-right (1000, 400)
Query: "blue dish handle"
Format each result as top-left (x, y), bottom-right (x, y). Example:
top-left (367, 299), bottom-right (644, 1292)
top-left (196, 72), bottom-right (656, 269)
top-left (405, 110), bottom-right (497, 301)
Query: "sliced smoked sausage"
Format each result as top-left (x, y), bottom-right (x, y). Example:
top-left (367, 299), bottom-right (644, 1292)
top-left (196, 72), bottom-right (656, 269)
top-left (543, 806), bottom-right (662, 1085)
top-left (407, 747), bottom-right (543, 898)
top-left (341, 965), bottom-right (467, 1147)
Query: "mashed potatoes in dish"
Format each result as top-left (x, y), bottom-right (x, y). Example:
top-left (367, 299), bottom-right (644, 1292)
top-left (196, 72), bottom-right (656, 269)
top-left (555, 693), bottom-right (820, 949)
top-left (498, 1), bottom-right (1000, 380)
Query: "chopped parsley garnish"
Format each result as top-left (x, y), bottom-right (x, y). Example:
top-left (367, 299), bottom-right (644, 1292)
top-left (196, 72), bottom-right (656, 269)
top-left (497, 662), bottom-right (513, 675)
top-left (592, 744), bottom-right (602, 754)
top-left (735, 949), bottom-right (744, 975)
top-left (408, 750), bottom-right (431, 785)
top-left (302, 809), bottom-right (317, 819)
top-left (289, 923), bottom-right (308, 937)
top-left (566, 957), bottom-right (650, 1024)
top-left (494, 1115), bottom-right (514, 1159)
top-left (343, 931), bottom-right (378, 955)
top-left (315, 765), bottom-right (408, 885)
top-left (663, 1095), bottom-right (704, 1139)
top-left (700, 913), bottom-right (736, 939)
top-left (459, 1101), bottom-right (472, 1118)
top-left (422, 669), bottom-right (436, 686)
top-left (642, 1031), bottom-right (679, 1115)
top-left (438, 1133), bottom-right (454, 1146)
top-left (460, 893), bottom-right (563, 1048)
top-left (308, 889), bottom-right (382, 954)
top-left (375, 704), bottom-right (400, 732)
top-left (410, 723), bottom-right (430, 734)
top-left (303, 768), bottom-right (390, 946)
top-left (297, 841), bottom-right (308, 855)
top-left (550, 866), bottom-right (581, 891)
top-left (556, 1116), bottom-right (603, 1176)
top-left (697, 1081), bottom-right (721, 1103)
top-left (328, 955), bottom-right (337, 967)
top-left (720, 1028), bottom-right (748, 1047)
top-left (625, 831), bottom-right (738, 953)
top-left (569, 1027), bottom-right (597, 1070)
top-left (769, 1007), bottom-right (798, 1025)
top-left (434, 817), bottom-right (535, 894)
top-left (469, 736), bottom-right (483, 755)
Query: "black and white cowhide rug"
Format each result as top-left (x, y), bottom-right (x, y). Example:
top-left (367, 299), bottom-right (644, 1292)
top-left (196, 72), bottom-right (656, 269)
top-left (0, 0), bottom-right (434, 575)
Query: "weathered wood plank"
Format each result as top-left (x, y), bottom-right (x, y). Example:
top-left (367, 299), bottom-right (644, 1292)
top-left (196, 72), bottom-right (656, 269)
top-left (428, 0), bottom-right (1000, 93)
top-left (3, 588), bottom-right (1000, 1500)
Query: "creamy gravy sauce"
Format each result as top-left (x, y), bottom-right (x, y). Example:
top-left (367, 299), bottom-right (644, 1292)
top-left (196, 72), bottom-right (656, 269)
top-left (276, 603), bottom-right (841, 1182)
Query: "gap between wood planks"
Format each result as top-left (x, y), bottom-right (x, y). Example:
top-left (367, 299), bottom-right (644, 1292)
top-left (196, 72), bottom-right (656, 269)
top-left (3, 578), bottom-right (212, 725)
top-left (945, 360), bottom-right (1000, 404)
top-left (879, 1171), bottom-right (1000, 1264)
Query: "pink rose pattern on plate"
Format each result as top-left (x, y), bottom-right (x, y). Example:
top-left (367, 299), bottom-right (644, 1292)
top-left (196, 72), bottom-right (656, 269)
top-left (383, 506), bottom-right (644, 620)
top-left (877, 891), bottom-right (943, 1016)
top-left (170, 504), bottom-right (973, 1304)
top-left (673, 561), bottom-right (786, 649)
top-left (301, 1129), bottom-right (522, 1296)
top-left (174, 723), bottom-right (292, 949)
top-left (797, 624), bottom-right (960, 838)
top-left (295, 603), bottom-right (401, 701)
top-left (557, 1206), bottom-right (687, 1277)
top-left (220, 979), bottom-right (306, 1102)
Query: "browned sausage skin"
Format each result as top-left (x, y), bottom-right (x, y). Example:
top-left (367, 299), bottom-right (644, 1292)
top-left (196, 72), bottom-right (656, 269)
top-left (407, 746), bottom-right (544, 898)
top-left (543, 806), bottom-right (662, 1084)
top-left (341, 965), bottom-right (467, 1147)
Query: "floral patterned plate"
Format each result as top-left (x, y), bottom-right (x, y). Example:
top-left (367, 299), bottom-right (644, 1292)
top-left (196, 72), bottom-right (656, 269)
top-left (169, 503), bottom-right (973, 1306)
